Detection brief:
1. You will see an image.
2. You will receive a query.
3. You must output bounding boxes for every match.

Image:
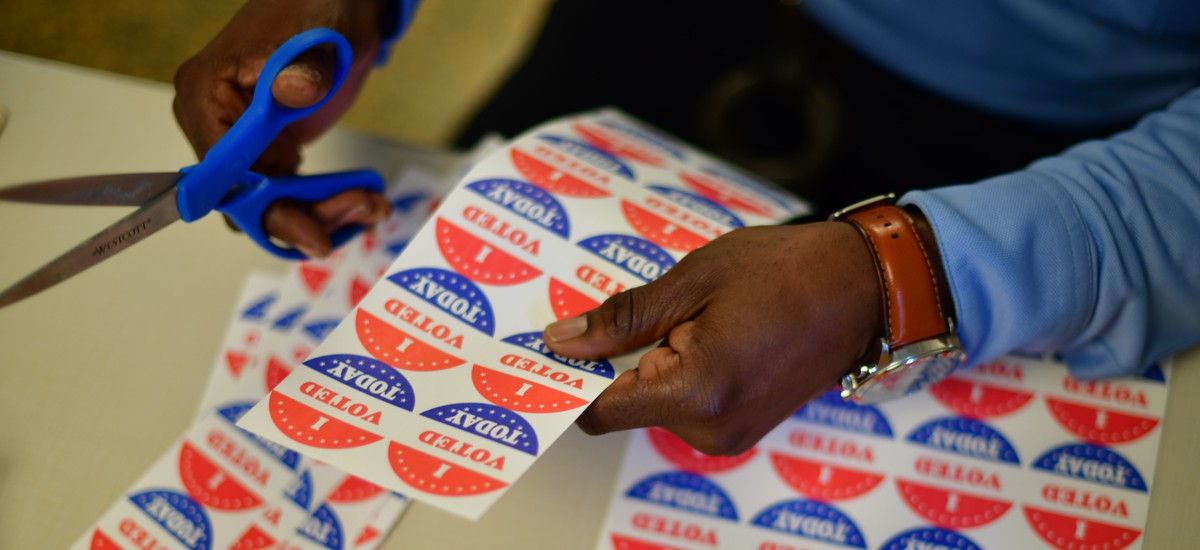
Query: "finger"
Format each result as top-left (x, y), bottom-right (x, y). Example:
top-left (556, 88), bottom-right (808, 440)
top-left (575, 343), bottom-right (692, 436)
top-left (263, 199), bottom-right (332, 259)
top-left (270, 45), bottom-right (338, 109)
top-left (173, 61), bottom-right (248, 161)
top-left (311, 189), bottom-right (393, 229)
top-left (543, 268), bottom-right (710, 360)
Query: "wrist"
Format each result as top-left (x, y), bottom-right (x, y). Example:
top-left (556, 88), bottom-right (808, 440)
top-left (830, 194), bottom-right (965, 403)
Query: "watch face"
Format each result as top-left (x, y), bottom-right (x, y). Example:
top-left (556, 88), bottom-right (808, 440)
top-left (853, 348), bottom-right (966, 405)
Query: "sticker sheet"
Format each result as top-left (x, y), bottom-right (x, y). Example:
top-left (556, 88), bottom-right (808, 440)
top-left (596, 356), bottom-right (1171, 550)
top-left (237, 109), bottom-right (811, 519)
top-left (68, 410), bottom-right (310, 550)
top-left (70, 165), bottom-right (451, 550)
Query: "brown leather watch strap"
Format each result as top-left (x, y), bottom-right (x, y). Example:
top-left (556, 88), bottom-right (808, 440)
top-left (843, 203), bottom-right (948, 349)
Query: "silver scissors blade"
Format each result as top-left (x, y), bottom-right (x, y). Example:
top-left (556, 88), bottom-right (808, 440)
top-left (0, 172), bottom-right (180, 206)
top-left (0, 187), bottom-right (181, 309)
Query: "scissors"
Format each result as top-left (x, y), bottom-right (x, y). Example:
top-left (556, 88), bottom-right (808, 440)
top-left (0, 28), bottom-right (384, 309)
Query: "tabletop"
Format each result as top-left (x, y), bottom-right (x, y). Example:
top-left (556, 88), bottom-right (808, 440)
top-left (1, 50), bottom-right (1197, 550)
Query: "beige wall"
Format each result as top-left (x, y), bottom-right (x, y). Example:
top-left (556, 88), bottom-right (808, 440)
top-left (0, 0), bottom-right (554, 147)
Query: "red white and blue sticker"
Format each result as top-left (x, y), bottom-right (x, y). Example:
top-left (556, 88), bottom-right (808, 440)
top-left (929, 377), bottom-right (1035, 419)
top-left (216, 403), bottom-right (302, 472)
top-left (572, 120), bottom-right (686, 167)
top-left (296, 503), bottom-right (344, 550)
top-left (878, 527), bottom-right (982, 550)
top-left (676, 166), bottom-right (794, 219)
top-left (792, 390), bottom-right (894, 438)
top-left (647, 185), bottom-right (745, 228)
top-left (241, 292), bottom-right (277, 321)
top-left (465, 178), bottom-right (571, 239)
top-left (894, 478), bottom-right (1013, 529)
top-left (1023, 505), bottom-right (1142, 549)
top-left (647, 427), bottom-right (758, 475)
top-left (510, 135), bottom-right (635, 198)
top-left (1044, 396), bottom-right (1160, 445)
top-left (770, 452), bottom-right (885, 502)
top-left (906, 417), bottom-right (1021, 465)
top-left (268, 390), bottom-right (385, 450)
top-left (625, 471), bottom-right (740, 521)
top-left (577, 234), bottom-right (676, 283)
top-left (1031, 443), bottom-right (1148, 492)
top-left (750, 499), bottom-right (867, 549)
top-left (471, 363), bottom-right (588, 413)
top-left (435, 216), bottom-right (544, 286)
top-left (355, 303), bottom-right (467, 372)
top-left (303, 354), bottom-right (416, 412)
top-left (501, 331), bottom-right (615, 379)
top-left (421, 402), bottom-right (540, 455)
top-left (387, 268), bottom-right (496, 336)
top-left (128, 490), bottom-right (213, 550)
top-left (387, 440), bottom-right (509, 496)
top-left (547, 275), bottom-right (604, 320)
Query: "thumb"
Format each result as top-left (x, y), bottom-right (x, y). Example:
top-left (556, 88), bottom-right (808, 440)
top-left (543, 274), bottom-right (703, 360)
top-left (270, 45), bottom-right (337, 109)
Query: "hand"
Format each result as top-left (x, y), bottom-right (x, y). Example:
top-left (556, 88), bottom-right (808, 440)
top-left (173, 0), bottom-right (394, 257)
top-left (543, 222), bottom-right (884, 456)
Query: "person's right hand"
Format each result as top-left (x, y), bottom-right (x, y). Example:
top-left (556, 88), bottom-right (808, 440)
top-left (543, 222), bottom-right (885, 456)
top-left (173, 0), bottom-right (395, 257)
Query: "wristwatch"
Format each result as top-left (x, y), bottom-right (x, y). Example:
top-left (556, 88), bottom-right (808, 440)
top-left (830, 194), bottom-right (966, 404)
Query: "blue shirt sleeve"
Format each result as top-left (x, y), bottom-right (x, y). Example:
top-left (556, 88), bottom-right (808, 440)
top-left (900, 87), bottom-right (1200, 379)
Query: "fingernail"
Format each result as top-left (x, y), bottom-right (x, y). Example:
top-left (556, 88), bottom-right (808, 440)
top-left (545, 315), bottom-right (588, 343)
top-left (279, 62), bottom-right (321, 83)
top-left (335, 204), bottom-right (370, 227)
top-left (298, 244), bottom-right (326, 259)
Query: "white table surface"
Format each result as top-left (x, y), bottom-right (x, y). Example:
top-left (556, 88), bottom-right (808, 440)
top-left (1, 50), bottom-right (1197, 550)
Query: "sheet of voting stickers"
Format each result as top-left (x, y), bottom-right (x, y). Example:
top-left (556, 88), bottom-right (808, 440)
top-left (279, 476), bottom-right (411, 550)
top-left (194, 271), bottom-right (282, 420)
top-left (351, 493), bottom-right (410, 550)
top-left (236, 109), bottom-right (811, 520)
top-left (595, 355), bottom-right (1171, 550)
top-left (262, 179), bottom-right (443, 402)
top-left (69, 412), bottom-right (307, 550)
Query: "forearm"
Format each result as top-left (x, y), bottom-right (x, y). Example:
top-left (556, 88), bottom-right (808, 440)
top-left (901, 87), bottom-right (1200, 378)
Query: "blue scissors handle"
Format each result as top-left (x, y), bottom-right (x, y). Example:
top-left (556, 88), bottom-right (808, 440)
top-left (174, 28), bottom-right (381, 258)
top-left (217, 169), bottom-right (385, 259)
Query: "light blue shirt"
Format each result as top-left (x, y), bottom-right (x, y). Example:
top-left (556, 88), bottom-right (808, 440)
top-left (807, 1), bottom-right (1200, 378)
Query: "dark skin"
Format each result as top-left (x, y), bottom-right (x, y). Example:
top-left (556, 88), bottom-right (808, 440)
top-left (175, 0), bottom-right (920, 457)
top-left (543, 222), bottom-right (884, 456)
top-left (173, 0), bottom-right (394, 258)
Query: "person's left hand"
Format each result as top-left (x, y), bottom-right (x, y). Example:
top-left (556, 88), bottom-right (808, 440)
top-left (543, 222), bottom-right (883, 456)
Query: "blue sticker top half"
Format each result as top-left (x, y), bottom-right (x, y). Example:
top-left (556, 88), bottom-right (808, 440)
top-left (501, 332), bottom-right (615, 379)
top-left (907, 416), bottom-right (1021, 465)
top-left (129, 490), bottom-right (212, 550)
top-left (577, 234), bottom-right (676, 283)
top-left (387, 267), bottom-right (496, 336)
top-left (466, 178), bottom-right (571, 239)
top-left (1032, 443), bottom-right (1148, 492)
top-left (304, 354), bottom-right (416, 411)
top-left (539, 135), bottom-right (635, 180)
top-left (421, 402), bottom-right (540, 456)
top-left (626, 471), bottom-right (739, 521)
top-left (750, 498), bottom-right (867, 549)
top-left (793, 389), bottom-right (894, 438)
top-left (647, 185), bottom-right (745, 229)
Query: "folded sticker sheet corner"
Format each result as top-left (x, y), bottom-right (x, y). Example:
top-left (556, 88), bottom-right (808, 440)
top-left (237, 109), bottom-right (811, 519)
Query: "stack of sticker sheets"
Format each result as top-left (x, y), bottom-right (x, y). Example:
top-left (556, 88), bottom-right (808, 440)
top-left (231, 108), bottom-right (811, 521)
top-left (597, 358), bottom-right (1170, 550)
top-left (69, 163), bottom-right (454, 550)
top-left (70, 108), bottom-right (1172, 549)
